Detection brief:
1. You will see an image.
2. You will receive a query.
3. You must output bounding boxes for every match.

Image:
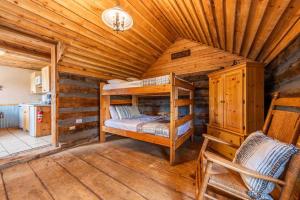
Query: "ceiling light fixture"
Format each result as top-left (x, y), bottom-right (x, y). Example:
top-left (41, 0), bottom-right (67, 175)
top-left (0, 50), bottom-right (6, 56)
top-left (101, 6), bottom-right (133, 32)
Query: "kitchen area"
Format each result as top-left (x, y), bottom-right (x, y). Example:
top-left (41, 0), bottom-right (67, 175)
top-left (0, 65), bottom-right (52, 158)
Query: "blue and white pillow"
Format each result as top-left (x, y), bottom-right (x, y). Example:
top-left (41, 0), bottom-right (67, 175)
top-left (109, 106), bottom-right (119, 120)
top-left (115, 106), bottom-right (132, 119)
top-left (233, 131), bottom-right (298, 200)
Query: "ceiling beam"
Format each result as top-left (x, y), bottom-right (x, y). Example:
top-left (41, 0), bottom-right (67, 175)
top-left (0, 40), bottom-right (50, 62)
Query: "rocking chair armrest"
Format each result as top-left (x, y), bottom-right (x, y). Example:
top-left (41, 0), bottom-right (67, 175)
top-left (204, 151), bottom-right (286, 186)
top-left (203, 134), bottom-right (239, 149)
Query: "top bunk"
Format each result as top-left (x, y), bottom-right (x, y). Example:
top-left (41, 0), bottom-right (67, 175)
top-left (101, 73), bottom-right (194, 96)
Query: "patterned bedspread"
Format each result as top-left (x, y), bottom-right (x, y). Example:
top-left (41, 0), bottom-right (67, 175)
top-left (136, 116), bottom-right (170, 137)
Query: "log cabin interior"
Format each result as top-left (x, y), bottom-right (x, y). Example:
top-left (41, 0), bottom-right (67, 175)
top-left (0, 0), bottom-right (299, 199)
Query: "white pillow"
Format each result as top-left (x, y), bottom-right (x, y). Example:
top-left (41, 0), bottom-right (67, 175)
top-left (233, 131), bottom-right (298, 200)
top-left (109, 106), bottom-right (119, 120)
top-left (126, 77), bottom-right (140, 82)
top-left (107, 79), bottom-right (128, 84)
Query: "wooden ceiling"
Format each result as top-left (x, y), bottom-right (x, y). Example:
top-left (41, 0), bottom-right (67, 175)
top-left (0, 0), bottom-right (299, 79)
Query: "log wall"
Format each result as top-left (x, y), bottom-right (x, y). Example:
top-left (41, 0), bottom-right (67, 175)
top-left (265, 36), bottom-right (300, 146)
top-left (57, 73), bottom-right (100, 143)
top-left (265, 36), bottom-right (300, 98)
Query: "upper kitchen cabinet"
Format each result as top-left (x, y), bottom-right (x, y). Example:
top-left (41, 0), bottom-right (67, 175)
top-left (41, 66), bottom-right (50, 93)
top-left (30, 71), bottom-right (42, 94)
top-left (31, 66), bottom-right (50, 94)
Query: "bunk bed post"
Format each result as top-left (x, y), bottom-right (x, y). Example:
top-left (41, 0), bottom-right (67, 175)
top-left (170, 72), bottom-right (178, 165)
top-left (132, 95), bottom-right (138, 106)
top-left (100, 82), bottom-right (110, 143)
top-left (190, 83), bottom-right (195, 142)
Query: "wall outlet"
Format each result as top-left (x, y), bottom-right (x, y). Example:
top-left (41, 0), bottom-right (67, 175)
top-left (69, 126), bottom-right (76, 130)
top-left (76, 119), bottom-right (83, 124)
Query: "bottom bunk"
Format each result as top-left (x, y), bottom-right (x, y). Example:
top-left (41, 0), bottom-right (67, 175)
top-left (101, 114), bottom-right (194, 165)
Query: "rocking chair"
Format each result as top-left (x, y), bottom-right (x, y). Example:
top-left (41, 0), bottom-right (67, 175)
top-left (196, 93), bottom-right (300, 200)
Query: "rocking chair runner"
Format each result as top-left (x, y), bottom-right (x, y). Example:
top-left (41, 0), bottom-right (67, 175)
top-left (196, 93), bottom-right (300, 200)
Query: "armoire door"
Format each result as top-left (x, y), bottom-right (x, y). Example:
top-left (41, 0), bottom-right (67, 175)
top-left (223, 69), bottom-right (244, 132)
top-left (209, 76), bottom-right (224, 127)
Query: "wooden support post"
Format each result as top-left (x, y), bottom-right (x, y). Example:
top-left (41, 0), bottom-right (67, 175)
top-left (100, 82), bottom-right (110, 143)
top-left (170, 72), bottom-right (178, 165)
top-left (190, 83), bottom-right (195, 142)
top-left (50, 44), bottom-right (59, 146)
top-left (132, 95), bottom-right (138, 106)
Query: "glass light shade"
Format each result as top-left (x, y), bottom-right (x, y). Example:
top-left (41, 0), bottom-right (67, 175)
top-left (0, 50), bottom-right (5, 56)
top-left (101, 7), bottom-right (133, 31)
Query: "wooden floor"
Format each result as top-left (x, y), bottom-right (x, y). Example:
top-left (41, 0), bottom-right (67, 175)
top-left (0, 136), bottom-right (200, 200)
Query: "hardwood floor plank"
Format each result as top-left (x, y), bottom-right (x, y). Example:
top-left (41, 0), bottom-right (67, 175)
top-left (2, 163), bottom-right (53, 200)
top-left (72, 150), bottom-right (193, 200)
top-left (28, 157), bottom-right (99, 200)
top-left (101, 147), bottom-right (195, 198)
top-left (96, 139), bottom-right (197, 180)
top-left (51, 151), bottom-right (146, 200)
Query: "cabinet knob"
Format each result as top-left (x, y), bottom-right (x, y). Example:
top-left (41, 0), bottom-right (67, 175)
top-left (220, 100), bottom-right (225, 103)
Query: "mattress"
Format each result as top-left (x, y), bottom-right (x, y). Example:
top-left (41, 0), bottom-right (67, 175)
top-left (103, 75), bottom-right (170, 90)
top-left (104, 115), bottom-right (191, 137)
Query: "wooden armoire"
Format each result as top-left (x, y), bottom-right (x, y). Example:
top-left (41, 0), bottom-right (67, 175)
top-left (207, 62), bottom-right (264, 159)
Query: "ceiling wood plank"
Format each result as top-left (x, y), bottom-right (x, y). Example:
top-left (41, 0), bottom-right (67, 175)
top-left (201, 0), bottom-right (221, 48)
top-left (257, 0), bottom-right (300, 62)
top-left (192, 0), bottom-right (214, 46)
top-left (60, 58), bottom-right (130, 79)
top-left (64, 52), bottom-right (143, 77)
top-left (175, 0), bottom-right (203, 42)
top-left (240, 0), bottom-right (270, 57)
top-left (0, 41), bottom-right (50, 62)
top-left (184, 0), bottom-right (208, 44)
top-left (5, 0), bottom-right (156, 64)
top-left (153, 0), bottom-right (190, 39)
top-left (81, 0), bottom-right (170, 52)
top-left (234, 0), bottom-right (251, 54)
top-left (214, 0), bottom-right (226, 50)
top-left (58, 65), bottom-right (117, 80)
top-left (0, 2), bottom-right (150, 68)
top-left (248, 0), bottom-right (291, 59)
top-left (167, 0), bottom-right (196, 40)
top-left (225, 0), bottom-right (237, 52)
top-left (142, 0), bottom-right (179, 36)
top-left (124, 0), bottom-right (177, 43)
top-left (264, 19), bottom-right (300, 64)
top-left (66, 0), bottom-right (166, 56)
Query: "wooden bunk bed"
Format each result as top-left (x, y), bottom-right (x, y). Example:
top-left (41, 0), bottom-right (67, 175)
top-left (99, 73), bottom-right (195, 165)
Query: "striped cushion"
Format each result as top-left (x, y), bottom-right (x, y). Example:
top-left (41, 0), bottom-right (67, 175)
top-left (115, 106), bottom-right (132, 119)
top-left (233, 131), bottom-right (298, 200)
top-left (109, 106), bottom-right (119, 120)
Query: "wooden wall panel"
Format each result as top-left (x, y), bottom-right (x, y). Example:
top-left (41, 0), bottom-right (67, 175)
top-left (58, 72), bottom-right (100, 143)
top-left (143, 39), bottom-right (247, 77)
top-left (139, 75), bottom-right (209, 136)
